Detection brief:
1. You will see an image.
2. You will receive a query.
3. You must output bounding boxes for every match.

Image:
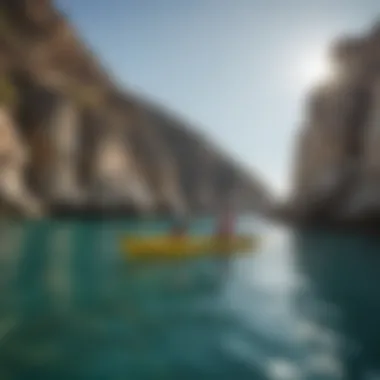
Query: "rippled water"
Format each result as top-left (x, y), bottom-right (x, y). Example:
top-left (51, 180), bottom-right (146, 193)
top-left (0, 218), bottom-right (379, 379)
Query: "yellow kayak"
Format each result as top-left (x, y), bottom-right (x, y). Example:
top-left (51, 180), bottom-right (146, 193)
top-left (120, 235), bottom-right (259, 259)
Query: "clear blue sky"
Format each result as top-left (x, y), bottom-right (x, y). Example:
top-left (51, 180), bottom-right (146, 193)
top-left (55, 0), bottom-right (378, 195)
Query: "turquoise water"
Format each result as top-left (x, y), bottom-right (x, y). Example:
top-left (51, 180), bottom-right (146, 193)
top-left (0, 219), bottom-right (379, 379)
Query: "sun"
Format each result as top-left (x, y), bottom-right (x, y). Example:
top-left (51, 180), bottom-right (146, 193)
top-left (297, 48), bottom-right (335, 88)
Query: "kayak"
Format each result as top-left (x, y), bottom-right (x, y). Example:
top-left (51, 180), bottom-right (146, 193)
top-left (120, 235), bottom-right (259, 259)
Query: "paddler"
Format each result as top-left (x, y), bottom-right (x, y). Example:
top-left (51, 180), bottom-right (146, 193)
top-left (215, 205), bottom-right (235, 239)
top-left (171, 215), bottom-right (188, 237)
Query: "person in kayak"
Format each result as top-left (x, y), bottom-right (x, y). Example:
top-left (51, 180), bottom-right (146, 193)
top-left (215, 207), bottom-right (235, 238)
top-left (171, 217), bottom-right (188, 237)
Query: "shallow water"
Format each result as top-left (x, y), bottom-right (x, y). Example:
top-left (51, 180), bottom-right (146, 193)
top-left (0, 219), bottom-right (379, 379)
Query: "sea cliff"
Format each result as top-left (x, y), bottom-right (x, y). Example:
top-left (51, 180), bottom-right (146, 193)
top-left (0, 0), bottom-right (270, 219)
top-left (287, 22), bottom-right (380, 227)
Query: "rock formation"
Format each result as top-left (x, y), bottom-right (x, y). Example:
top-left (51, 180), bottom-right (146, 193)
top-left (0, 0), bottom-right (270, 218)
top-left (290, 22), bottom-right (380, 226)
top-left (0, 107), bottom-right (41, 217)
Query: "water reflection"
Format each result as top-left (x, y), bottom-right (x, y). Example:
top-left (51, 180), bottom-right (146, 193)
top-left (294, 230), bottom-right (380, 379)
top-left (0, 221), bottom-right (380, 379)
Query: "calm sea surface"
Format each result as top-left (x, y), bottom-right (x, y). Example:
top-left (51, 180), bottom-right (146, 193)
top-left (0, 217), bottom-right (379, 379)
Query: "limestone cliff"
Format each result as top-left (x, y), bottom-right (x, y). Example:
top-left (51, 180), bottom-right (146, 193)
top-left (0, 0), bottom-right (269, 218)
top-left (290, 22), bottom-right (380, 225)
top-left (0, 107), bottom-right (41, 217)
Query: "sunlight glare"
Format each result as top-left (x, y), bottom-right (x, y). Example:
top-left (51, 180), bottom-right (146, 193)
top-left (297, 48), bottom-right (335, 89)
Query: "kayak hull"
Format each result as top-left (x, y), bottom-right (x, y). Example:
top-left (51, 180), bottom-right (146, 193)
top-left (120, 235), bottom-right (259, 259)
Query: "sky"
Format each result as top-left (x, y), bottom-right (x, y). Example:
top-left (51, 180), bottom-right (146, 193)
top-left (55, 0), bottom-right (379, 196)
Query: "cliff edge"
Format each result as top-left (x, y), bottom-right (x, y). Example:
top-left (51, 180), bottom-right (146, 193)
top-left (0, 0), bottom-right (270, 218)
top-left (288, 22), bottom-right (380, 227)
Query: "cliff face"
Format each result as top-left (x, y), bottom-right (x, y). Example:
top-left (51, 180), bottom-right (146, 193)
top-left (0, 0), bottom-right (270, 218)
top-left (291, 22), bottom-right (380, 225)
top-left (0, 107), bottom-right (41, 216)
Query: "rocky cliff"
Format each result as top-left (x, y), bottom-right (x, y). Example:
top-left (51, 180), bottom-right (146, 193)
top-left (0, 0), bottom-right (270, 218)
top-left (289, 22), bottom-right (380, 226)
